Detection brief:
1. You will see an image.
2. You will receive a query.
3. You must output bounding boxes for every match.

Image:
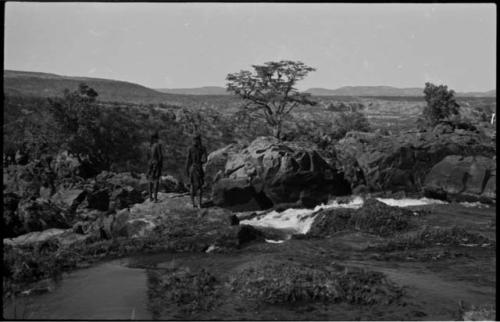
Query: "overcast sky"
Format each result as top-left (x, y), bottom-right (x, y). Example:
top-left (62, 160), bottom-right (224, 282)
top-left (4, 2), bottom-right (496, 92)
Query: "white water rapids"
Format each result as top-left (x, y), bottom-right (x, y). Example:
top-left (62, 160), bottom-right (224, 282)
top-left (240, 196), bottom-right (448, 239)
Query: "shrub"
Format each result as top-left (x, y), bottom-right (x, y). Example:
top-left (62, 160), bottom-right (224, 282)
top-left (47, 83), bottom-right (143, 174)
top-left (331, 111), bottom-right (371, 139)
top-left (422, 82), bottom-right (460, 126)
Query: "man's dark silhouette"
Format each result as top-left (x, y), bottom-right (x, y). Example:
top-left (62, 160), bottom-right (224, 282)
top-left (147, 132), bottom-right (163, 202)
top-left (185, 134), bottom-right (207, 208)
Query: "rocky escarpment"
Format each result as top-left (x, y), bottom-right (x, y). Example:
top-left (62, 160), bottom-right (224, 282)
top-left (208, 137), bottom-right (351, 211)
top-left (335, 126), bottom-right (496, 196)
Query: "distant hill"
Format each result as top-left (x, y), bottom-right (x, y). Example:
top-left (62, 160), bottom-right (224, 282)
top-left (3, 70), bottom-right (174, 104)
top-left (306, 86), bottom-right (496, 97)
top-left (156, 86), bottom-right (229, 95)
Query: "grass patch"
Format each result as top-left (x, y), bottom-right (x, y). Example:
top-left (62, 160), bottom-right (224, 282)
top-left (229, 261), bottom-right (402, 305)
top-left (374, 226), bottom-right (494, 252)
top-left (146, 267), bottom-right (222, 319)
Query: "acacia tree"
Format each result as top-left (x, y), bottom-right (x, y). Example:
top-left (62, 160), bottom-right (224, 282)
top-left (226, 60), bottom-right (316, 139)
top-left (422, 82), bottom-right (460, 126)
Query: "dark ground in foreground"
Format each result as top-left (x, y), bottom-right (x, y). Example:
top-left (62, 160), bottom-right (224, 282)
top-left (3, 202), bottom-right (496, 321)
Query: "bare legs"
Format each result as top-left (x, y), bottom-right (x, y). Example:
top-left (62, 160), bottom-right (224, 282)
top-left (190, 185), bottom-right (203, 208)
top-left (149, 179), bottom-right (160, 202)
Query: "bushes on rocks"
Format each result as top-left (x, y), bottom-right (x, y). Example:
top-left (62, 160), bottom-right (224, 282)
top-left (307, 208), bottom-right (354, 238)
top-left (307, 199), bottom-right (414, 238)
top-left (350, 199), bottom-right (414, 237)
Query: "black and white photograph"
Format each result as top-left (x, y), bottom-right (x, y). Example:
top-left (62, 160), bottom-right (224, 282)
top-left (2, 2), bottom-right (496, 320)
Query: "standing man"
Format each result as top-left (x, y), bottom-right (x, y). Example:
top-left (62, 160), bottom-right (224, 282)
top-left (185, 133), bottom-right (208, 208)
top-left (147, 132), bottom-right (163, 202)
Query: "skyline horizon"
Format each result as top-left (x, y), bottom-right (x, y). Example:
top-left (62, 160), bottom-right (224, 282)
top-left (5, 67), bottom-right (496, 93)
top-left (5, 3), bottom-right (496, 92)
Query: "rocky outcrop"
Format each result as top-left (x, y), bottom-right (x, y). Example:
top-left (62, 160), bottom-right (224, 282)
top-left (50, 189), bottom-right (86, 213)
top-left (17, 199), bottom-right (71, 233)
top-left (211, 137), bottom-right (351, 211)
top-left (204, 143), bottom-right (244, 189)
top-left (109, 186), bottom-right (144, 210)
top-left (307, 199), bottom-right (415, 238)
top-left (70, 192), bottom-right (268, 250)
top-left (96, 171), bottom-right (149, 192)
top-left (335, 129), bottom-right (496, 193)
top-left (161, 175), bottom-right (188, 193)
top-left (424, 155), bottom-right (496, 203)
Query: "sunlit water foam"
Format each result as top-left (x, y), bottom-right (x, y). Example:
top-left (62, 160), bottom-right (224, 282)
top-left (241, 196), bottom-right (448, 237)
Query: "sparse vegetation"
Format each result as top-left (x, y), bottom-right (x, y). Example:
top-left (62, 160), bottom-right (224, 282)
top-left (375, 226), bottom-right (494, 252)
top-left (230, 261), bottom-right (403, 305)
top-left (331, 110), bottom-right (372, 139)
top-left (147, 267), bottom-right (222, 317)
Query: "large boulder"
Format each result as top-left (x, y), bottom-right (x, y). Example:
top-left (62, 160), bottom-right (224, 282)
top-left (424, 155), bottom-right (496, 203)
top-left (212, 137), bottom-right (351, 211)
top-left (335, 129), bottom-right (496, 193)
top-left (160, 175), bottom-right (188, 193)
top-left (50, 188), bottom-right (86, 213)
top-left (204, 143), bottom-right (244, 189)
top-left (109, 186), bottom-right (144, 210)
top-left (4, 228), bottom-right (92, 249)
top-left (83, 189), bottom-right (110, 211)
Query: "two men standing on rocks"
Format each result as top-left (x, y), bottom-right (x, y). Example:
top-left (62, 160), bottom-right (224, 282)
top-left (147, 132), bottom-right (207, 208)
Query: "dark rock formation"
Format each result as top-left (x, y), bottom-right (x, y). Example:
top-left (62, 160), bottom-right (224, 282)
top-left (335, 129), bottom-right (495, 193)
top-left (211, 137), bottom-right (351, 211)
top-left (424, 155), bottom-right (496, 203)
top-left (109, 186), bottom-right (144, 210)
top-left (17, 199), bottom-right (70, 233)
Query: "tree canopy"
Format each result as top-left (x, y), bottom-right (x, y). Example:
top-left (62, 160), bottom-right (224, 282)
top-left (422, 82), bottom-right (460, 126)
top-left (226, 60), bottom-right (316, 139)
